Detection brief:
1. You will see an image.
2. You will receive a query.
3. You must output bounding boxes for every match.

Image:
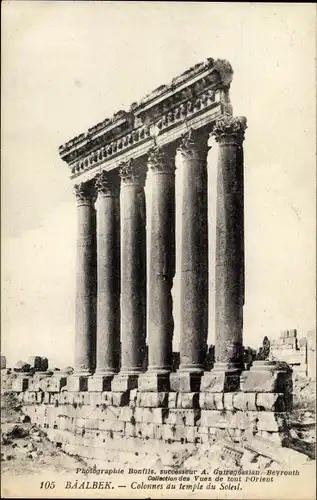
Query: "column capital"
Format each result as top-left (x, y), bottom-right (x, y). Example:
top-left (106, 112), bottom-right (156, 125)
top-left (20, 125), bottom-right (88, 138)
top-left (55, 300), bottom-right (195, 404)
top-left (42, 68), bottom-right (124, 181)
top-left (177, 128), bottom-right (210, 159)
top-left (95, 170), bottom-right (119, 197)
top-left (212, 115), bottom-right (247, 144)
top-left (74, 181), bottom-right (97, 206)
top-left (147, 146), bottom-right (176, 174)
top-left (119, 158), bottom-right (146, 186)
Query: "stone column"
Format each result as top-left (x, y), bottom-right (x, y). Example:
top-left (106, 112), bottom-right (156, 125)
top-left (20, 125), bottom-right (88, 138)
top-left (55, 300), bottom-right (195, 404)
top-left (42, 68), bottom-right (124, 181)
top-left (68, 181), bottom-right (97, 391)
top-left (112, 158), bottom-right (147, 391)
top-left (88, 171), bottom-right (120, 392)
top-left (138, 145), bottom-right (176, 392)
top-left (201, 115), bottom-right (247, 392)
top-left (170, 128), bottom-right (209, 392)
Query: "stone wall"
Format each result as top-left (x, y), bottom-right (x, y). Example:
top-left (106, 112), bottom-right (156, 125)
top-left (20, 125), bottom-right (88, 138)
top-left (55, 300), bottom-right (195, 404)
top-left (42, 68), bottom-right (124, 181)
top-left (270, 329), bottom-right (316, 378)
top-left (17, 386), bottom-right (291, 463)
top-left (4, 359), bottom-right (294, 464)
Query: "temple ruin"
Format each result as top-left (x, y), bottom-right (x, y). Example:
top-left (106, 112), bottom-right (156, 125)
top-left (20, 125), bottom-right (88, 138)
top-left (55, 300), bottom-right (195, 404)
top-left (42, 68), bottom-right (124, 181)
top-left (7, 58), bottom-right (297, 465)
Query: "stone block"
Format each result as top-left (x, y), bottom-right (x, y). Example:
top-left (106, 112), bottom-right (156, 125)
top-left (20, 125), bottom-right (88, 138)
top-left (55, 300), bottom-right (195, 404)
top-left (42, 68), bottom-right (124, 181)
top-left (88, 375), bottom-right (113, 392)
top-left (166, 409), bottom-right (200, 426)
top-left (125, 422), bottom-right (136, 437)
top-left (201, 370), bottom-right (240, 392)
top-left (111, 373), bottom-right (139, 392)
top-left (134, 407), bottom-right (145, 423)
top-left (256, 393), bottom-right (287, 412)
top-left (13, 360), bottom-right (31, 373)
top-left (168, 392), bottom-right (178, 408)
top-left (41, 357), bottom-right (49, 371)
top-left (143, 423), bottom-right (155, 439)
top-left (36, 392), bottom-right (44, 403)
top-left (235, 411), bottom-right (255, 430)
top-left (199, 432), bottom-right (210, 444)
top-left (1, 355), bottom-right (6, 369)
top-left (233, 392), bottom-right (257, 411)
top-left (104, 406), bottom-right (121, 421)
top-left (88, 392), bottom-right (102, 407)
top-left (28, 356), bottom-right (42, 371)
top-left (288, 329), bottom-right (297, 338)
top-left (197, 426), bottom-right (209, 435)
top-left (58, 416), bottom-right (70, 431)
top-left (151, 408), bottom-right (169, 424)
top-left (74, 417), bottom-right (86, 428)
top-left (11, 376), bottom-right (29, 392)
top-left (280, 330), bottom-right (288, 339)
top-left (85, 418), bottom-right (100, 430)
top-left (252, 412), bottom-right (287, 432)
top-left (99, 419), bottom-right (125, 432)
top-left (214, 393), bottom-right (225, 410)
top-left (49, 393), bottom-right (59, 406)
top-left (134, 423), bottom-right (144, 438)
top-left (83, 392), bottom-right (91, 405)
top-left (100, 391), bottom-right (113, 405)
top-left (282, 353), bottom-right (305, 365)
top-left (111, 391), bottom-right (130, 407)
top-left (223, 392), bottom-right (234, 410)
top-left (176, 392), bottom-right (199, 409)
top-left (117, 407), bottom-right (134, 422)
top-left (27, 377), bottom-right (42, 392)
top-left (42, 375), bottom-right (67, 393)
top-left (59, 392), bottom-right (73, 405)
top-left (73, 392), bottom-right (87, 406)
top-left (240, 361), bottom-right (292, 393)
top-left (185, 426), bottom-right (196, 443)
top-left (136, 391), bottom-right (169, 408)
top-left (153, 424), bottom-right (163, 440)
top-left (174, 424), bottom-right (186, 442)
top-left (25, 391), bottom-right (38, 404)
top-left (163, 424), bottom-right (176, 441)
top-left (43, 392), bottom-right (50, 404)
top-left (67, 375), bottom-right (89, 392)
top-left (138, 372), bottom-right (170, 392)
top-left (129, 389), bottom-right (138, 407)
top-left (201, 410), bottom-right (222, 428)
top-left (199, 392), bottom-right (216, 410)
top-left (170, 372), bottom-right (201, 392)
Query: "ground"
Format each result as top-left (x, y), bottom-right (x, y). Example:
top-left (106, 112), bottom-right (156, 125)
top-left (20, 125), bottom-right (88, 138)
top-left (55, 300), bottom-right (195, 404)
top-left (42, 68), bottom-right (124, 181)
top-left (1, 392), bottom-right (88, 477)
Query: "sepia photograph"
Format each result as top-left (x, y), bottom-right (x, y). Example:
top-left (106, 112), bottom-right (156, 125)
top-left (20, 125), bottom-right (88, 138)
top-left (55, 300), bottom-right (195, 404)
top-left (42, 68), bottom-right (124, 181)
top-left (1, 2), bottom-right (316, 499)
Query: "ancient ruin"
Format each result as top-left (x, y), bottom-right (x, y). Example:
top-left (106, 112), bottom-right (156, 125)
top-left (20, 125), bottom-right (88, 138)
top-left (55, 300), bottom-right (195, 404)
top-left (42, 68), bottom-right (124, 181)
top-left (3, 58), bottom-right (312, 468)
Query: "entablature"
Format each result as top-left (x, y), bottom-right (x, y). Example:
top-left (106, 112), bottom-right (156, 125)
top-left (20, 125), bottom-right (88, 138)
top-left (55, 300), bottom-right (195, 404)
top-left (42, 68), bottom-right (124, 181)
top-left (59, 58), bottom-right (233, 181)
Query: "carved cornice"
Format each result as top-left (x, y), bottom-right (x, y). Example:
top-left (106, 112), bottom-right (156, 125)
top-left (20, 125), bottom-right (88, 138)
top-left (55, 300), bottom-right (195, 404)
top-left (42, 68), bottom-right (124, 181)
top-left (74, 182), bottom-right (97, 206)
top-left (95, 171), bottom-right (119, 197)
top-left (177, 128), bottom-right (210, 159)
top-left (212, 116), bottom-right (247, 144)
top-left (213, 59), bottom-right (233, 87)
top-left (147, 146), bottom-right (176, 173)
top-left (119, 159), bottom-right (146, 186)
top-left (59, 58), bottom-right (234, 179)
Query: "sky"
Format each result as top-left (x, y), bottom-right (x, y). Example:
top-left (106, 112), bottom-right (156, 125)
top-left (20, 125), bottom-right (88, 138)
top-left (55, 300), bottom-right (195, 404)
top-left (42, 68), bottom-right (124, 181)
top-left (2, 2), bottom-right (316, 368)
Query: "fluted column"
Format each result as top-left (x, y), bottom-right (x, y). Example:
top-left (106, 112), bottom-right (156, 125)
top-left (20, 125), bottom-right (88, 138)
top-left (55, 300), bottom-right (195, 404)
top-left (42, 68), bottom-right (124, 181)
top-left (68, 182), bottom-right (97, 391)
top-left (170, 128), bottom-right (209, 392)
top-left (88, 171), bottom-right (120, 392)
top-left (201, 115), bottom-right (247, 392)
top-left (139, 145), bottom-right (176, 392)
top-left (111, 158), bottom-right (147, 392)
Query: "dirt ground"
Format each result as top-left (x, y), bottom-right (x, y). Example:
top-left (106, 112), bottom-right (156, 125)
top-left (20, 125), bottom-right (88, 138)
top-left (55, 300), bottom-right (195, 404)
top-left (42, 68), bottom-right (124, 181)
top-left (1, 392), bottom-right (88, 477)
